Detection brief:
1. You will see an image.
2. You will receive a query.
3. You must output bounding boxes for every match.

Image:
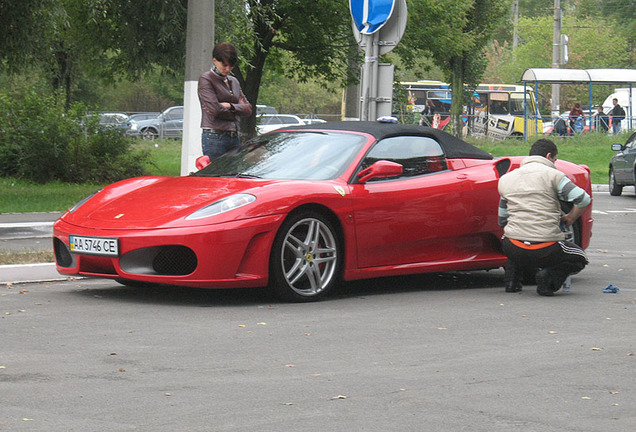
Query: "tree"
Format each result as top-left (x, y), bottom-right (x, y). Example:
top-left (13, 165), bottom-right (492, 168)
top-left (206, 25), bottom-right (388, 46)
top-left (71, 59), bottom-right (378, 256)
top-left (0, 0), bottom-right (53, 67)
top-left (215, 0), bottom-right (357, 136)
top-left (78, 0), bottom-right (356, 136)
top-left (398, 0), bottom-right (509, 137)
top-left (484, 14), bottom-right (631, 109)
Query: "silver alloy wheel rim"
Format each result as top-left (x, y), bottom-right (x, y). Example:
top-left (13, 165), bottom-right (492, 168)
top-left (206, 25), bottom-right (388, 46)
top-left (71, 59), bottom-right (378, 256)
top-left (609, 170), bottom-right (615, 189)
top-left (280, 217), bottom-right (337, 297)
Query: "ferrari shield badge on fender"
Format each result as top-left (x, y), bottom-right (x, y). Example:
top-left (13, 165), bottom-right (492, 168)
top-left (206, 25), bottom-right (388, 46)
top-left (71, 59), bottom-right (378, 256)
top-left (334, 186), bottom-right (346, 197)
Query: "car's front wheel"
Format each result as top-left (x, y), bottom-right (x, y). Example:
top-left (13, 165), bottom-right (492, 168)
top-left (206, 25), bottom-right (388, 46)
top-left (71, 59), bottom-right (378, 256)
top-left (269, 211), bottom-right (341, 302)
top-left (141, 128), bottom-right (159, 140)
top-left (609, 167), bottom-right (623, 196)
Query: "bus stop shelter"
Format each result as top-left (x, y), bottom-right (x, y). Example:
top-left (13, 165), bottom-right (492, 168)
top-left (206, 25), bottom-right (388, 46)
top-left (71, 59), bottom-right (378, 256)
top-left (519, 68), bottom-right (636, 139)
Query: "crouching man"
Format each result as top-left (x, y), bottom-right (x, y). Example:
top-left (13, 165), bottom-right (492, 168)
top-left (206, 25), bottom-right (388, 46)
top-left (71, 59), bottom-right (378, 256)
top-left (498, 139), bottom-right (591, 296)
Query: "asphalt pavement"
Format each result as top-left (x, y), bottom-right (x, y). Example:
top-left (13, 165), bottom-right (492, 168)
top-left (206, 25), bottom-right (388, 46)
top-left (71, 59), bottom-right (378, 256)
top-left (0, 184), bottom-right (613, 285)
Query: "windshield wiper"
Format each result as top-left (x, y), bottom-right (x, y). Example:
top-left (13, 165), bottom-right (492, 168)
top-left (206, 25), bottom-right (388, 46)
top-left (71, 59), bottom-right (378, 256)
top-left (218, 172), bottom-right (262, 179)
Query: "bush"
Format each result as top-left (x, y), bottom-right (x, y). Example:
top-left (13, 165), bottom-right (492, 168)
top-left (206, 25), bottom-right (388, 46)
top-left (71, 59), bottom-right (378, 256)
top-left (0, 84), bottom-right (150, 183)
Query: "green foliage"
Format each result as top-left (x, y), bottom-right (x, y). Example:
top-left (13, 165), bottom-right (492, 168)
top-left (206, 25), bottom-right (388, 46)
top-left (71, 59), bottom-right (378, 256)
top-left (484, 13), bottom-right (631, 111)
top-left (399, 0), bottom-right (509, 137)
top-left (0, 0), bottom-right (54, 67)
top-left (0, 82), bottom-right (150, 184)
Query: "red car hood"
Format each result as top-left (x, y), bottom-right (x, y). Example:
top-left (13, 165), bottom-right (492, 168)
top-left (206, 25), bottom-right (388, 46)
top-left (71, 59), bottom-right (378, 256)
top-left (63, 176), bottom-right (279, 229)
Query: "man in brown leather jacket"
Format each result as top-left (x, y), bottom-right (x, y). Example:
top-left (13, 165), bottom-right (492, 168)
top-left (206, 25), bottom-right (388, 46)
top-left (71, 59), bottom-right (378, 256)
top-left (198, 42), bottom-right (252, 161)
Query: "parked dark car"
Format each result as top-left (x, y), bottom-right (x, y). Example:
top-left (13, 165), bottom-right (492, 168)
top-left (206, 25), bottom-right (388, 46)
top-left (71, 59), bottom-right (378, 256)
top-left (126, 106), bottom-right (183, 140)
top-left (609, 131), bottom-right (636, 196)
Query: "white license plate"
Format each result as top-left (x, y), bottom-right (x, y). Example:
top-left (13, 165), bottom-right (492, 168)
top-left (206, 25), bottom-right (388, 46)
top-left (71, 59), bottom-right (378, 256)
top-left (69, 235), bottom-right (119, 256)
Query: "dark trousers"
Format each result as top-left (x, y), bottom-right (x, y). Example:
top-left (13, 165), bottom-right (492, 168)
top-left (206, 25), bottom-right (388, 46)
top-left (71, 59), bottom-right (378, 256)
top-left (202, 131), bottom-right (239, 161)
top-left (502, 237), bottom-right (588, 289)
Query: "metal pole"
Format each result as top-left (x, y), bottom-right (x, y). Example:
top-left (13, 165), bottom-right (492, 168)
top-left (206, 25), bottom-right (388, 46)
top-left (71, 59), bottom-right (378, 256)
top-left (630, 83), bottom-right (633, 131)
top-left (369, 32), bottom-right (380, 120)
top-left (360, 34), bottom-right (374, 121)
top-left (181, 0), bottom-right (215, 175)
top-left (523, 82), bottom-right (528, 141)
top-left (588, 83), bottom-right (593, 131)
top-left (551, 0), bottom-right (561, 117)
top-left (535, 82), bottom-right (540, 136)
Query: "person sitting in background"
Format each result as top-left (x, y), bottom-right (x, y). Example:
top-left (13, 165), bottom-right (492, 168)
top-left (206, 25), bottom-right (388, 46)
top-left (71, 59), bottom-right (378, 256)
top-left (568, 103), bottom-right (584, 133)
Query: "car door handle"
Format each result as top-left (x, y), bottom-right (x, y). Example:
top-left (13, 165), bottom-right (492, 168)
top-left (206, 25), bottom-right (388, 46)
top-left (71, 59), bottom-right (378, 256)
top-left (456, 174), bottom-right (468, 180)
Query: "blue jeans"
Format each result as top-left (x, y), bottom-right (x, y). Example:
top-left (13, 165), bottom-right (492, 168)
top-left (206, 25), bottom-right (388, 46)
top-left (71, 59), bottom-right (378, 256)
top-left (612, 119), bottom-right (622, 135)
top-left (202, 131), bottom-right (239, 160)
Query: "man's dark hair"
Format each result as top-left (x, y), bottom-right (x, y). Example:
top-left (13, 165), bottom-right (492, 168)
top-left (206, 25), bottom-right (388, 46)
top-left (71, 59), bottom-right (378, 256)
top-left (213, 42), bottom-right (238, 67)
top-left (529, 139), bottom-right (558, 158)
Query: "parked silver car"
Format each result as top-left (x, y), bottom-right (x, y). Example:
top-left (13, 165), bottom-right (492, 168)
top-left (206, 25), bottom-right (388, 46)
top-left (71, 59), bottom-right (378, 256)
top-left (126, 106), bottom-right (183, 140)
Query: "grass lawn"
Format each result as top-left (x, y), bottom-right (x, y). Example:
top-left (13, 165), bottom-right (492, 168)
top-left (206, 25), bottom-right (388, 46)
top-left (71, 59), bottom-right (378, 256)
top-left (0, 139), bottom-right (182, 214)
top-left (0, 132), bottom-right (624, 215)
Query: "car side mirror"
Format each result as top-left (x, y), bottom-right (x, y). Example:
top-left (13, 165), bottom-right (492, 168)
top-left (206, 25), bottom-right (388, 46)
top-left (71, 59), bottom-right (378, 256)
top-left (357, 160), bottom-right (403, 184)
top-left (611, 143), bottom-right (623, 151)
top-left (196, 155), bottom-right (210, 170)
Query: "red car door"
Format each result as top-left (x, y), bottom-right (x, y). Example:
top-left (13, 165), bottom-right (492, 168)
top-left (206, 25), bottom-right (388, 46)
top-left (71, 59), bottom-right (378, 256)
top-left (350, 136), bottom-right (474, 268)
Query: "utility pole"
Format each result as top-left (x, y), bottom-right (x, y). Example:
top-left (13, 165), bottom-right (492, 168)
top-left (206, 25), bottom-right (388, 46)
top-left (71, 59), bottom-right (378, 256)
top-left (551, 0), bottom-right (562, 117)
top-left (181, 0), bottom-right (215, 176)
top-left (512, 0), bottom-right (519, 49)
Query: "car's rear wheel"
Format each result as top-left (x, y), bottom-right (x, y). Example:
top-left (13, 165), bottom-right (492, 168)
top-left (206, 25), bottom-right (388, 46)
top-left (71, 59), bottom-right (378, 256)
top-left (609, 167), bottom-right (623, 196)
top-left (269, 211), bottom-right (341, 302)
top-left (141, 128), bottom-right (159, 140)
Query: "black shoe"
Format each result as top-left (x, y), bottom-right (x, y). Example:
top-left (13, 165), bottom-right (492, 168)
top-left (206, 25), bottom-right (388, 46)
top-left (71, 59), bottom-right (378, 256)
top-left (505, 281), bottom-right (522, 293)
top-left (536, 269), bottom-right (554, 296)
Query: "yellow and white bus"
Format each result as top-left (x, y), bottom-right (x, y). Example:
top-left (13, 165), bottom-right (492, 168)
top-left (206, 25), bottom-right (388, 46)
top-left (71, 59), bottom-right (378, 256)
top-left (398, 81), bottom-right (543, 139)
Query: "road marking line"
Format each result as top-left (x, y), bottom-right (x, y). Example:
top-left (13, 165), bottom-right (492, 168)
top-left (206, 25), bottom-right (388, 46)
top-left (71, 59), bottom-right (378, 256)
top-left (0, 222), bottom-right (53, 228)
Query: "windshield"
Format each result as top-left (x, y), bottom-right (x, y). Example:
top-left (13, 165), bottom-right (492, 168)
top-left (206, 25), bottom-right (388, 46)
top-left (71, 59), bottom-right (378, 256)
top-left (193, 131), bottom-right (368, 180)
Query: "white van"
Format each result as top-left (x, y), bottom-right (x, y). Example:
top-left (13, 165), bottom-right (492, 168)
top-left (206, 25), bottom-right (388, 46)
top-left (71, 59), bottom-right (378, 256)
top-left (602, 88), bottom-right (635, 131)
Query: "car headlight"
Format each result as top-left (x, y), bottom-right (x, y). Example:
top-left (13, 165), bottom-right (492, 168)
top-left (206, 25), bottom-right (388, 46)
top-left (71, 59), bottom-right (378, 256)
top-left (130, 123), bottom-right (138, 131)
top-left (186, 194), bottom-right (256, 220)
top-left (68, 189), bottom-right (103, 213)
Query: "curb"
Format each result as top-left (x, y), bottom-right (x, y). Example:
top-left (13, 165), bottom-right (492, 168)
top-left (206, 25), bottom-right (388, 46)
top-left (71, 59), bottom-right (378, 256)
top-left (0, 263), bottom-right (70, 285)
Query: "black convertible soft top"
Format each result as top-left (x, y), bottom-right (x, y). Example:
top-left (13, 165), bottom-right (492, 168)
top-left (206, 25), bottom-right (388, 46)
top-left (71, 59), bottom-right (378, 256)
top-left (284, 121), bottom-right (493, 160)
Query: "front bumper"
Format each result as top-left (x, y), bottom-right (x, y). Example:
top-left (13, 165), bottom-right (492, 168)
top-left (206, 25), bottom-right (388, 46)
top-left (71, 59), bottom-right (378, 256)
top-left (53, 214), bottom-right (286, 288)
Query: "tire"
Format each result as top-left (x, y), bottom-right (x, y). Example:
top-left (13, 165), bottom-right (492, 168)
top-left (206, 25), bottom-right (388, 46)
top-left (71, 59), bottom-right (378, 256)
top-left (609, 168), bottom-right (623, 196)
top-left (141, 128), bottom-right (159, 141)
top-left (269, 211), bottom-right (341, 302)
